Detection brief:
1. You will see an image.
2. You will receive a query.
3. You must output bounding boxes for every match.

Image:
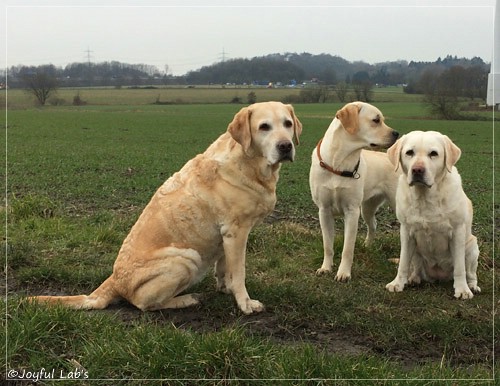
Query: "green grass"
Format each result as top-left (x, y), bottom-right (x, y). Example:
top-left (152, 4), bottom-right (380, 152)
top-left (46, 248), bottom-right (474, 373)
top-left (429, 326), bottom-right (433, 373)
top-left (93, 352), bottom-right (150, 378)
top-left (6, 301), bottom-right (490, 384)
top-left (2, 98), bottom-right (497, 384)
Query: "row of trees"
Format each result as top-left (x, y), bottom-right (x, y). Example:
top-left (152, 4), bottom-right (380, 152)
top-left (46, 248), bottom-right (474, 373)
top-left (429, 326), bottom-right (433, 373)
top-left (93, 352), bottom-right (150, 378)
top-left (405, 65), bottom-right (487, 98)
top-left (5, 62), bottom-right (170, 89)
top-left (3, 53), bottom-right (489, 90)
top-left (185, 53), bottom-right (488, 87)
top-left (414, 65), bottom-right (489, 119)
top-left (185, 57), bottom-right (305, 85)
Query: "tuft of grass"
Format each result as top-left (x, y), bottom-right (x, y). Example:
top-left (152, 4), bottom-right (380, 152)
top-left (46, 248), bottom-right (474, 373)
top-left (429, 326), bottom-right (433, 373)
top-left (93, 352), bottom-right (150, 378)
top-left (10, 194), bottom-right (59, 220)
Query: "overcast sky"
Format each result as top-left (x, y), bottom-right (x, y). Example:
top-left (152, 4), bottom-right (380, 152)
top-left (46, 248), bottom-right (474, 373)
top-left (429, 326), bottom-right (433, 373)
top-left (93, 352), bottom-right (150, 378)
top-left (1, 0), bottom-right (497, 75)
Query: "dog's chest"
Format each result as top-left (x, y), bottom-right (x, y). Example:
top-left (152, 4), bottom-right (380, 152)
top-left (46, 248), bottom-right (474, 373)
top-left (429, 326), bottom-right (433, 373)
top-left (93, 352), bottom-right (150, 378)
top-left (316, 178), bottom-right (365, 215)
top-left (404, 201), bottom-right (453, 234)
top-left (412, 225), bottom-right (455, 279)
top-left (402, 198), bottom-right (455, 260)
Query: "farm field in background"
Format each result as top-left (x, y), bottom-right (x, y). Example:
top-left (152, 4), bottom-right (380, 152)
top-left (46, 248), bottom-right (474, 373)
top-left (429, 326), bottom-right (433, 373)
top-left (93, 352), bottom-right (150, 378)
top-left (3, 85), bottom-right (424, 108)
top-left (1, 90), bottom-right (497, 383)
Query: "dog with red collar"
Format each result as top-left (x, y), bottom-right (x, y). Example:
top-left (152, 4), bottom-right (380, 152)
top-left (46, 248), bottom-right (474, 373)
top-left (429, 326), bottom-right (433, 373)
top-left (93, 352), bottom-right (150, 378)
top-left (310, 101), bottom-right (400, 281)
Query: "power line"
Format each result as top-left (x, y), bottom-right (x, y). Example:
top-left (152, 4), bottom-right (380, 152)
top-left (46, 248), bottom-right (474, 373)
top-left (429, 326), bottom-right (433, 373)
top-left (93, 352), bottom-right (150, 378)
top-left (84, 47), bottom-right (93, 87)
top-left (219, 48), bottom-right (228, 63)
top-left (84, 47), bottom-right (93, 66)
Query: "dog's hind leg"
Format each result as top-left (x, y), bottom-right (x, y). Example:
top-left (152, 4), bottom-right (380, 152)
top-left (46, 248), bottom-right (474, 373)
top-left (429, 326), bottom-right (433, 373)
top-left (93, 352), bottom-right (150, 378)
top-left (361, 195), bottom-right (385, 245)
top-left (131, 270), bottom-right (201, 312)
top-left (465, 236), bottom-right (481, 294)
top-left (214, 253), bottom-right (230, 294)
top-left (137, 293), bottom-right (201, 311)
top-left (127, 247), bottom-right (204, 311)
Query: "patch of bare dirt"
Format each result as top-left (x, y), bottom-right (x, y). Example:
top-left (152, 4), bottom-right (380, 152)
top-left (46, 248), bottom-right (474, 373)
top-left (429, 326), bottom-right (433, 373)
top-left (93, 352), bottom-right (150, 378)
top-left (93, 300), bottom-right (477, 370)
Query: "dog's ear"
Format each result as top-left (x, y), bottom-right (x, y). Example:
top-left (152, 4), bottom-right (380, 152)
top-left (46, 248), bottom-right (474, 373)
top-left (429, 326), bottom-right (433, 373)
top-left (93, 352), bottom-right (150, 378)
top-left (336, 103), bottom-right (360, 134)
top-left (387, 136), bottom-right (404, 172)
top-left (286, 104), bottom-right (302, 145)
top-left (442, 134), bottom-right (461, 172)
top-left (228, 106), bottom-right (252, 153)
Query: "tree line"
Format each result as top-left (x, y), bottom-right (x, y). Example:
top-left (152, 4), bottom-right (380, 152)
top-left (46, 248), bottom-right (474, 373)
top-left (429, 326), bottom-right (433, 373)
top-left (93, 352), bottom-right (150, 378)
top-left (3, 52), bottom-right (489, 89)
top-left (411, 65), bottom-right (489, 119)
top-left (4, 62), bottom-right (168, 89)
top-left (2, 53), bottom-right (491, 117)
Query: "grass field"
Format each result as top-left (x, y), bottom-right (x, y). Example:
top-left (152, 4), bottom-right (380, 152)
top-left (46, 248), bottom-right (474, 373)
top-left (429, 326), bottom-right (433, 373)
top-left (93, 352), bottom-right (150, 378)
top-left (2, 92), bottom-right (498, 384)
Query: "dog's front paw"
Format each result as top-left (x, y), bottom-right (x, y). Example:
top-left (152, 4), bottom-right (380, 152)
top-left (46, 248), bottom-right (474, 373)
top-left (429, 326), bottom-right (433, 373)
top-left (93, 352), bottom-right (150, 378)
top-left (454, 286), bottom-right (474, 300)
top-left (316, 267), bottom-right (332, 276)
top-left (335, 267), bottom-right (351, 282)
top-left (469, 283), bottom-right (481, 294)
top-left (239, 299), bottom-right (265, 315)
top-left (386, 279), bottom-right (405, 293)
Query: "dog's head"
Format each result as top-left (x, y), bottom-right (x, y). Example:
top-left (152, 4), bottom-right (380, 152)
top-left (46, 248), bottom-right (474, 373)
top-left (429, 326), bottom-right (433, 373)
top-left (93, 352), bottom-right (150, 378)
top-left (335, 102), bottom-right (399, 149)
top-left (387, 130), bottom-right (461, 188)
top-left (228, 101), bottom-right (302, 165)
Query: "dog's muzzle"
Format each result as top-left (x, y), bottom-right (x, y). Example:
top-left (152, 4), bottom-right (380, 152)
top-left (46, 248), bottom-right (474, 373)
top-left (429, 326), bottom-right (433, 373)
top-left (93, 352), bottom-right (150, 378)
top-left (277, 140), bottom-right (294, 162)
top-left (391, 130), bottom-right (400, 144)
top-left (370, 130), bottom-right (400, 148)
top-left (410, 165), bottom-right (432, 187)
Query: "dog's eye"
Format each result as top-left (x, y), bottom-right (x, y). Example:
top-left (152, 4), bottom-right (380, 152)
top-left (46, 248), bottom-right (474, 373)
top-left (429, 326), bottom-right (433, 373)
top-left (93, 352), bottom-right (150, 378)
top-left (259, 123), bottom-right (271, 131)
top-left (284, 119), bottom-right (293, 128)
top-left (429, 150), bottom-right (438, 158)
top-left (372, 117), bottom-right (380, 124)
top-left (405, 149), bottom-right (414, 157)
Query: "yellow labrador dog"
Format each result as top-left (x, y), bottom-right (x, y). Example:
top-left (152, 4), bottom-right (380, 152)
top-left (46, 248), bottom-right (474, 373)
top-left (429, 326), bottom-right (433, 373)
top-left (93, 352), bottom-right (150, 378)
top-left (31, 102), bottom-right (302, 314)
top-left (310, 102), bottom-right (399, 281)
top-left (385, 131), bottom-right (480, 299)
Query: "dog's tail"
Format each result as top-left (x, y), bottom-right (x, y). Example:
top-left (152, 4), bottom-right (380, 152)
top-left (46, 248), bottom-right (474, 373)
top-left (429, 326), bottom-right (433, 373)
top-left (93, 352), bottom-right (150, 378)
top-left (29, 276), bottom-right (120, 310)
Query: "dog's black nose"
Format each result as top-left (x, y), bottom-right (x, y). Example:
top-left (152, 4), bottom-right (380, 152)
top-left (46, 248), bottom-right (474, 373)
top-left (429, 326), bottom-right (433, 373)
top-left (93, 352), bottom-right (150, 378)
top-left (277, 140), bottom-right (293, 154)
top-left (392, 131), bottom-right (399, 139)
top-left (412, 165), bottom-right (425, 176)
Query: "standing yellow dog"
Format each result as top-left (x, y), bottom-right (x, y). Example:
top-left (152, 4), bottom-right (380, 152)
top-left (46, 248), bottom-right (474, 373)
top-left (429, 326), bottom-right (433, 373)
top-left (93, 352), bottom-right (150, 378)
top-left (309, 102), bottom-right (399, 281)
top-left (31, 102), bottom-right (302, 314)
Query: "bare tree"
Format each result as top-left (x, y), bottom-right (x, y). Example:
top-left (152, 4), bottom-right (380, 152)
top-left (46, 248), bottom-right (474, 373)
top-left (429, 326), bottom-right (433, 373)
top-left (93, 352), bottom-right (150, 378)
top-left (23, 72), bottom-right (58, 105)
top-left (423, 92), bottom-right (461, 120)
top-left (361, 81), bottom-right (374, 102)
top-left (335, 81), bottom-right (349, 102)
top-left (419, 67), bottom-right (461, 119)
top-left (299, 85), bottom-right (330, 103)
